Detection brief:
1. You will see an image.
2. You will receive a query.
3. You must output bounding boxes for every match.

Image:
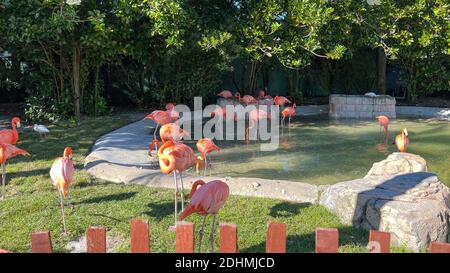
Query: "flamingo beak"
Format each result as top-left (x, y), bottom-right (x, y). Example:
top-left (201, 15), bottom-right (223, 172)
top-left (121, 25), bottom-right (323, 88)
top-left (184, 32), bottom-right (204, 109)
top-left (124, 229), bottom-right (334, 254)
top-left (403, 129), bottom-right (408, 137)
top-left (16, 122), bottom-right (21, 128)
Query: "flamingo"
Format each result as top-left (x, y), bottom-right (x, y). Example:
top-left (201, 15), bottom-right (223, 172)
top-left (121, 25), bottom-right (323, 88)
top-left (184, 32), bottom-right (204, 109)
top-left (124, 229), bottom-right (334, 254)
top-left (246, 109), bottom-right (270, 145)
top-left (281, 103), bottom-right (296, 128)
top-left (50, 147), bottom-right (75, 233)
top-left (165, 103), bottom-right (180, 122)
top-left (178, 179), bottom-right (229, 252)
top-left (257, 90), bottom-right (273, 100)
top-left (158, 140), bottom-right (197, 230)
top-left (235, 92), bottom-right (257, 105)
top-left (273, 96), bottom-right (291, 106)
top-left (217, 90), bottom-right (234, 99)
top-left (146, 110), bottom-right (171, 142)
top-left (148, 123), bottom-right (189, 156)
top-left (196, 138), bottom-right (220, 176)
top-left (376, 115), bottom-right (389, 138)
top-left (0, 117), bottom-right (21, 145)
top-left (395, 128), bottom-right (409, 152)
top-left (0, 143), bottom-right (30, 200)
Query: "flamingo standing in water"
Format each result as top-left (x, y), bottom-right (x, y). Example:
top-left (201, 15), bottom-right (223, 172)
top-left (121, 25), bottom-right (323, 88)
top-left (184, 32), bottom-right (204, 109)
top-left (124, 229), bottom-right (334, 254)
top-left (281, 103), bottom-right (296, 128)
top-left (178, 179), bottom-right (229, 252)
top-left (50, 147), bottom-right (75, 233)
top-left (235, 92), bottom-right (257, 105)
top-left (273, 96), bottom-right (291, 106)
top-left (149, 123), bottom-right (189, 156)
top-left (217, 90), bottom-right (234, 99)
top-left (376, 115), bottom-right (389, 139)
top-left (196, 138), bottom-right (220, 176)
top-left (395, 128), bottom-right (409, 152)
top-left (158, 140), bottom-right (197, 230)
top-left (0, 143), bottom-right (30, 200)
top-left (246, 109), bottom-right (270, 145)
top-left (0, 117), bottom-right (21, 144)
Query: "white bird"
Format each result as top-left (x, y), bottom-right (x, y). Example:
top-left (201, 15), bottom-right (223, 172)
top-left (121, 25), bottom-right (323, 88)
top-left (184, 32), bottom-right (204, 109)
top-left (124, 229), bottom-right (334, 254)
top-left (364, 92), bottom-right (378, 97)
top-left (33, 124), bottom-right (50, 137)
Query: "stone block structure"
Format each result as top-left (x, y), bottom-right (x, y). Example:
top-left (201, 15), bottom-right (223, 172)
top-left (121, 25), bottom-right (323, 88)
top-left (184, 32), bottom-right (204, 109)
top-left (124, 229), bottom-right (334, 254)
top-left (329, 94), bottom-right (396, 119)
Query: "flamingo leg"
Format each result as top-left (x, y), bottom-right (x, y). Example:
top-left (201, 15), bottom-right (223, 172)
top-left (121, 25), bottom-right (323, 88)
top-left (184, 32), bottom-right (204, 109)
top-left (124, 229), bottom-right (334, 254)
top-left (153, 123), bottom-right (159, 140)
top-left (173, 171), bottom-right (178, 227)
top-left (288, 116), bottom-right (291, 128)
top-left (1, 163), bottom-right (5, 200)
top-left (58, 190), bottom-right (67, 234)
top-left (179, 171), bottom-right (185, 211)
top-left (198, 215), bottom-right (207, 253)
top-left (209, 214), bottom-right (217, 253)
top-left (204, 155), bottom-right (207, 177)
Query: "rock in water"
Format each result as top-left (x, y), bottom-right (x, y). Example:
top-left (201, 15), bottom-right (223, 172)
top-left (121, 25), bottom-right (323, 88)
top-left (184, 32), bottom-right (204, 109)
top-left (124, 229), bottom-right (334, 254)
top-left (320, 153), bottom-right (450, 252)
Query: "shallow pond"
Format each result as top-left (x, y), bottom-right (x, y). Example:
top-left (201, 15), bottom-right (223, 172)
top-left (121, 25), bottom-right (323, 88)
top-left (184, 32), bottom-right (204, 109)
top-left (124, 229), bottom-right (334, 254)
top-left (187, 116), bottom-right (450, 186)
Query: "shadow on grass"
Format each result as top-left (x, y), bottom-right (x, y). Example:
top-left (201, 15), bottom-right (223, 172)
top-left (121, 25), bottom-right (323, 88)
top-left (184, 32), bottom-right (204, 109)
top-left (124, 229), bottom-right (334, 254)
top-left (269, 202), bottom-right (311, 217)
top-left (144, 200), bottom-right (185, 220)
top-left (75, 192), bottom-right (137, 205)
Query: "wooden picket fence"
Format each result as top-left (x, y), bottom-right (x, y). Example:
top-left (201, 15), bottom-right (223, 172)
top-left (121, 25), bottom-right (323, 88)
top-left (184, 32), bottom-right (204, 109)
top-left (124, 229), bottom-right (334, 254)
top-left (1, 219), bottom-right (450, 253)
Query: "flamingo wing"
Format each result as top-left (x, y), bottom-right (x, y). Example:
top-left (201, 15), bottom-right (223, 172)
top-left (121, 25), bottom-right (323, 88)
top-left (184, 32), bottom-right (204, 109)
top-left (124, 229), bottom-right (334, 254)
top-left (0, 130), bottom-right (14, 144)
top-left (4, 144), bottom-right (30, 159)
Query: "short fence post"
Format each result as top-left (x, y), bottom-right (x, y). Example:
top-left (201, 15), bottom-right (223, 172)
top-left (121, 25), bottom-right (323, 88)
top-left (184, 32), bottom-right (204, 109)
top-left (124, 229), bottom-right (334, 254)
top-left (86, 226), bottom-right (107, 253)
top-left (429, 242), bottom-right (450, 253)
top-left (219, 223), bottom-right (237, 253)
top-left (176, 222), bottom-right (194, 253)
top-left (266, 222), bottom-right (286, 253)
top-left (31, 231), bottom-right (53, 253)
top-left (368, 230), bottom-right (390, 253)
top-left (130, 219), bottom-right (150, 253)
top-left (315, 228), bottom-right (339, 253)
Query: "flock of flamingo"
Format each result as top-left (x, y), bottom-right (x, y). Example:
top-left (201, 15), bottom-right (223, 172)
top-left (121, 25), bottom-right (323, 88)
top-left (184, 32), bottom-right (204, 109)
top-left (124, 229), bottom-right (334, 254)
top-left (0, 91), bottom-right (409, 252)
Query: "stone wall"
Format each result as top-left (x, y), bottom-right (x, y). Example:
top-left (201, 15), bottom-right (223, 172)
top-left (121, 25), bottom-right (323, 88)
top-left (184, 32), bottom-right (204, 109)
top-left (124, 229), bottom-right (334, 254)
top-left (329, 94), bottom-right (396, 119)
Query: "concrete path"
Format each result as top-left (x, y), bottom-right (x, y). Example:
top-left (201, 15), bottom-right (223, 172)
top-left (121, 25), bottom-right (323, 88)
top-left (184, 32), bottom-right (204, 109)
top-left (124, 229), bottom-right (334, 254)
top-left (84, 116), bottom-right (320, 204)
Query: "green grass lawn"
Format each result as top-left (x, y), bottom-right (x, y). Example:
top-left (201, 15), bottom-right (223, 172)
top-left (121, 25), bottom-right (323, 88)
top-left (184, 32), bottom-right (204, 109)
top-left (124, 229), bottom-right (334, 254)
top-left (0, 114), bottom-right (407, 253)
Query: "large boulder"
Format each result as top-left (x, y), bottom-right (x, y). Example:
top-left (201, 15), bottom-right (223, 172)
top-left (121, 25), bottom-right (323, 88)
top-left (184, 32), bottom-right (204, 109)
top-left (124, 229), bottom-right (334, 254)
top-left (319, 153), bottom-right (450, 252)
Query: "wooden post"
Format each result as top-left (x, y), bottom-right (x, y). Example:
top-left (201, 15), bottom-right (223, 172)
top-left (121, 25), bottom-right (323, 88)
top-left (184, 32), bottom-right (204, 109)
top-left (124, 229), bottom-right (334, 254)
top-left (86, 226), bottom-right (106, 253)
top-left (429, 242), bottom-right (450, 253)
top-left (315, 228), bottom-right (339, 253)
top-left (219, 223), bottom-right (237, 253)
top-left (31, 231), bottom-right (53, 253)
top-left (368, 230), bottom-right (390, 253)
top-left (130, 219), bottom-right (150, 253)
top-left (266, 222), bottom-right (286, 253)
top-left (176, 222), bottom-right (194, 253)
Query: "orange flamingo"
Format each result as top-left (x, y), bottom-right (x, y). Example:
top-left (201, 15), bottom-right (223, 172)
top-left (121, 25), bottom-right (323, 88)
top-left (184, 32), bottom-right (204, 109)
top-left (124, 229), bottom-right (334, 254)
top-left (395, 128), bottom-right (409, 152)
top-left (50, 147), bottom-right (74, 233)
top-left (158, 140), bottom-right (197, 229)
top-left (217, 90), bottom-right (234, 99)
top-left (165, 103), bottom-right (180, 122)
top-left (281, 103), bottom-right (296, 128)
top-left (235, 92), bottom-right (257, 105)
top-left (0, 143), bottom-right (30, 200)
top-left (246, 109), bottom-right (270, 145)
top-left (178, 179), bottom-right (229, 252)
top-left (376, 115), bottom-right (390, 138)
top-left (196, 138), bottom-right (220, 176)
top-left (0, 117), bottom-right (21, 145)
top-left (146, 110), bottom-right (171, 140)
top-left (273, 96), bottom-right (291, 106)
top-left (148, 123), bottom-right (189, 156)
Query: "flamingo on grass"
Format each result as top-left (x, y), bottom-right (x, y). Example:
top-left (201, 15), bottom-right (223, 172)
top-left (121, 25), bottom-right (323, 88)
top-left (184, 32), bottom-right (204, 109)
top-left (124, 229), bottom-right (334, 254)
top-left (178, 179), bottom-right (229, 252)
top-left (246, 109), bottom-right (270, 145)
top-left (50, 147), bottom-right (75, 233)
top-left (158, 140), bottom-right (197, 230)
top-left (196, 138), bottom-right (220, 176)
top-left (395, 128), bottom-right (409, 153)
top-left (0, 117), bottom-right (21, 144)
top-left (281, 103), bottom-right (296, 128)
top-left (0, 143), bottom-right (30, 200)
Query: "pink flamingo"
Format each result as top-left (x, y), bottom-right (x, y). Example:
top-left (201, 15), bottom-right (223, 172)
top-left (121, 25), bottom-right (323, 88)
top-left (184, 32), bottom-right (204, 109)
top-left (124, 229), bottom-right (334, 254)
top-left (149, 123), bottom-right (188, 156)
top-left (146, 110), bottom-right (171, 141)
top-left (281, 103), bottom-right (297, 128)
top-left (0, 117), bottom-right (21, 145)
top-left (217, 90), bottom-right (234, 99)
top-left (196, 138), bottom-right (220, 176)
top-left (235, 92), bottom-right (257, 105)
top-left (0, 143), bottom-right (30, 200)
top-left (257, 90), bottom-right (273, 100)
top-left (273, 96), bottom-right (291, 106)
top-left (158, 140), bottom-right (197, 229)
top-left (246, 109), bottom-right (270, 145)
top-left (165, 103), bottom-right (180, 122)
top-left (178, 179), bottom-right (229, 252)
top-left (50, 147), bottom-right (75, 233)
top-left (376, 115), bottom-right (389, 139)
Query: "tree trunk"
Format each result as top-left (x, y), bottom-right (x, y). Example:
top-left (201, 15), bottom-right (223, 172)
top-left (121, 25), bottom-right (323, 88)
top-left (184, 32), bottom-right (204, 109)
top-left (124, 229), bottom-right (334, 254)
top-left (72, 44), bottom-right (81, 120)
top-left (377, 47), bottom-right (386, 95)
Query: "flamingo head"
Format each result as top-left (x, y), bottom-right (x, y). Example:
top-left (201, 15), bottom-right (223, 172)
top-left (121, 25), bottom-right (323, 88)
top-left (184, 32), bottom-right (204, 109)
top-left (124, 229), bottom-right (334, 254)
top-left (165, 103), bottom-right (175, 111)
top-left (63, 146), bottom-right (73, 159)
top-left (402, 128), bottom-right (408, 137)
top-left (12, 117), bottom-right (21, 128)
top-left (293, 103), bottom-right (297, 108)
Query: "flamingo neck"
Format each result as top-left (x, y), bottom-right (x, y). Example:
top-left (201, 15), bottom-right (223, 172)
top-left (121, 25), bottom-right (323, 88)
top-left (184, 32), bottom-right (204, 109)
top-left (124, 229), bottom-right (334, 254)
top-left (190, 179), bottom-right (205, 198)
